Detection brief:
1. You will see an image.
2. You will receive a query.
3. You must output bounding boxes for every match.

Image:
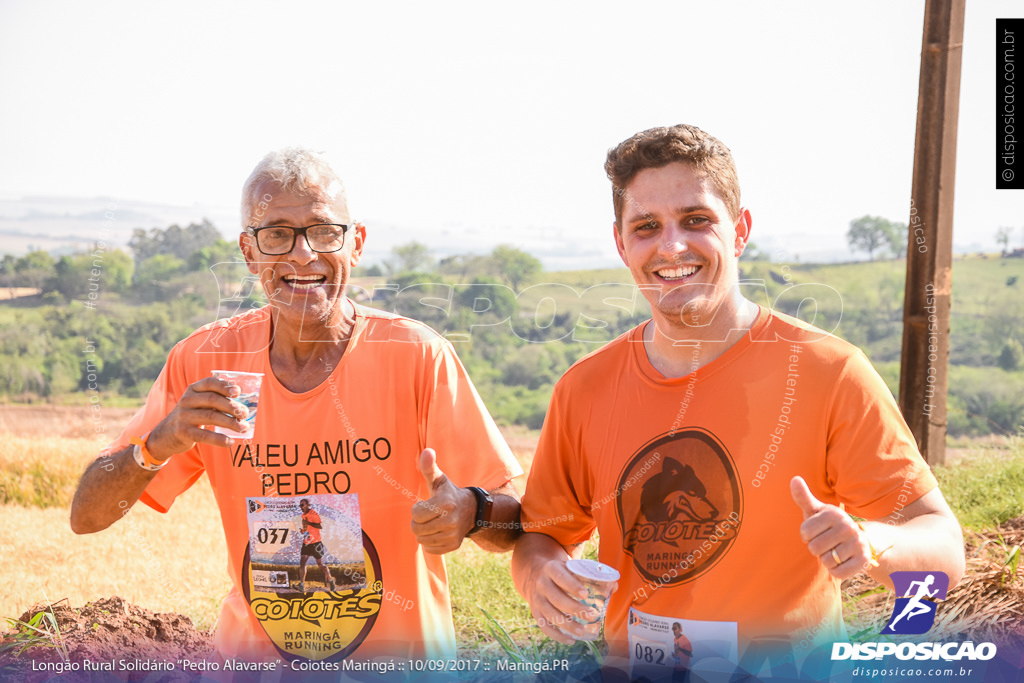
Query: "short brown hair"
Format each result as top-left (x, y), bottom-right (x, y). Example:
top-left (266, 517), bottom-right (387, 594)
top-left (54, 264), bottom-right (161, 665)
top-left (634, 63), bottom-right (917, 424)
top-left (605, 124), bottom-right (740, 227)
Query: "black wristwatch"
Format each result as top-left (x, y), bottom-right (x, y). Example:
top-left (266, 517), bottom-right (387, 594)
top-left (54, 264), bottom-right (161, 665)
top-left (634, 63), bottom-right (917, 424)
top-left (465, 486), bottom-right (493, 536)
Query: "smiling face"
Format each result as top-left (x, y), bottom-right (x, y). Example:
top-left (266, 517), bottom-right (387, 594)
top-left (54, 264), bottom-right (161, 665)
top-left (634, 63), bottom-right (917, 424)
top-left (614, 162), bottom-right (750, 337)
top-left (239, 179), bottom-right (365, 333)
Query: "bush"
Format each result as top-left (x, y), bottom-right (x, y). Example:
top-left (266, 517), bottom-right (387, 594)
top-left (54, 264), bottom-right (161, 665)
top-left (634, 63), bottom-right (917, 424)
top-left (998, 339), bottom-right (1024, 371)
top-left (947, 366), bottom-right (1024, 436)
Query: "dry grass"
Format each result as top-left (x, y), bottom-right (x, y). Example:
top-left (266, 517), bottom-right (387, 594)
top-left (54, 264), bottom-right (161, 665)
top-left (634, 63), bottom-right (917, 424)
top-left (0, 476), bottom-right (230, 630)
top-left (0, 408), bottom-right (535, 636)
top-left (0, 411), bottom-right (230, 631)
top-left (498, 424), bottom-right (538, 492)
top-left (0, 435), bottom-right (104, 507)
top-left (0, 404), bottom-right (139, 440)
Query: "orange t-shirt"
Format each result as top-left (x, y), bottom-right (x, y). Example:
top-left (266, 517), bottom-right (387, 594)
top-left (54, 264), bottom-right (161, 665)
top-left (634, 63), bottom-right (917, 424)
top-left (674, 632), bottom-right (692, 669)
top-left (302, 509), bottom-right (322, 545)
top-left (110, 303), bottom-right (521, 662)
top-left (521, 306), bottom-right (937, 665)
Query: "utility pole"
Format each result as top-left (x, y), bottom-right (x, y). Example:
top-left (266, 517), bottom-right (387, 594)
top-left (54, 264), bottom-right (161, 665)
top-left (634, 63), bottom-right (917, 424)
top-left (899, 0), bottom-right (965, 466)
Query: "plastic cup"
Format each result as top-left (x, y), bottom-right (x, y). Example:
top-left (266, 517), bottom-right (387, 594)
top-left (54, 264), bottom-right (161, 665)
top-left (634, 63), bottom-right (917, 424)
top-left (565, 558), bottom-right (620, 641)
top-left (212, 370), bottom-right (263, 439)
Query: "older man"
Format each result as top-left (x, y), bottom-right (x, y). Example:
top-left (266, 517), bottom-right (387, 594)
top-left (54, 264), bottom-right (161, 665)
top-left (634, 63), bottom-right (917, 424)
top-left (512, 125), bottom-right (964, 679)
top-left (71, 147), bottom-right (522, 663)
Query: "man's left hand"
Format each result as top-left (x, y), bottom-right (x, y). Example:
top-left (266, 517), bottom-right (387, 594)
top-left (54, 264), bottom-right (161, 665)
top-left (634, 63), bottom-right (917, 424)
top-left (791, 476), bottom-right (872, 580)
top-left (411, 448), bottom-right (476, 554)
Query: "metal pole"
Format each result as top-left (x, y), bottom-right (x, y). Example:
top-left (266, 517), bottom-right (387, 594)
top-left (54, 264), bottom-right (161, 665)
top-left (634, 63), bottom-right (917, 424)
top-left (899, 0), bottom-right (965, 466)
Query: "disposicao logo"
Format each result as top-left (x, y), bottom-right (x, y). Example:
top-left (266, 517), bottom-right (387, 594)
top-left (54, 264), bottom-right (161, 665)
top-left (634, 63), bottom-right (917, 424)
top-left (881, 571), bottom-right (949, 635)
top-left (831, 571), bottom-right (997, 663)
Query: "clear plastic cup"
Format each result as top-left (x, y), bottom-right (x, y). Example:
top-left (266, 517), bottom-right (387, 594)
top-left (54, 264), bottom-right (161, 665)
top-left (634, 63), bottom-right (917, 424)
top-left (565, 558), bottom-right (620, 641)
top-left (212, 370), bottom-right (263, 439)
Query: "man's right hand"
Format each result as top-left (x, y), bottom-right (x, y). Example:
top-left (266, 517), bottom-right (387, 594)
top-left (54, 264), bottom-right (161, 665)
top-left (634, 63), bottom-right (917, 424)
top-left (146, 376), bottom-right (249, 462)
top-left (513, 533), bottom-right (606, 645)
top-left (70, 376), bottom-right (249, 534)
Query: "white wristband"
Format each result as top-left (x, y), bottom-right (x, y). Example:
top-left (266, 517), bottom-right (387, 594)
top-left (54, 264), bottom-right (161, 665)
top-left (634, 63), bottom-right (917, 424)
top-left (131, 434), bottom-right (167, 472)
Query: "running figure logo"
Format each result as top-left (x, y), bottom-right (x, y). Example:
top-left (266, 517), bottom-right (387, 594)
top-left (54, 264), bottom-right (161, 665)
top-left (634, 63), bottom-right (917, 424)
top-left (881, 571), bottom-right (950, 635)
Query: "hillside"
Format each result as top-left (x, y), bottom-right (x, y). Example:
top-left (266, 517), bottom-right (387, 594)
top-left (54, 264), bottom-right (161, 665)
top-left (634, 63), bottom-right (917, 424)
top-left (1, 253), bottom-right (1023, 437)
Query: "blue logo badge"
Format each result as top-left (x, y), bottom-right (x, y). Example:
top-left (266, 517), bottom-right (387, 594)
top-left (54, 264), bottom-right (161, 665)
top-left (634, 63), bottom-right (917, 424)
top-left (881, 571), bottom-right (949, 635)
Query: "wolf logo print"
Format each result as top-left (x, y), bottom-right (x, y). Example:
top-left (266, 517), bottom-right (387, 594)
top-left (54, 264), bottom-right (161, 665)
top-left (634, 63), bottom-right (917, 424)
top-left (882, 571), bottom-right (950, 635)
top-left (619, 429), bottom-right (742, 585)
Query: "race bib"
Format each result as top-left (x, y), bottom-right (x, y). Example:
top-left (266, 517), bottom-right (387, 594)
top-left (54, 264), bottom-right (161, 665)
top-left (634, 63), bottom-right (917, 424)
top-left (243, 494), bottom-right (385, 660)
top-left (627, 607), bottom-right (738, 680)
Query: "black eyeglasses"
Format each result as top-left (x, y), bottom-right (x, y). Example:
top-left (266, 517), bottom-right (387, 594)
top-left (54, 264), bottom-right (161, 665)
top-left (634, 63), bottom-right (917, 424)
top-left (245, 223), bottom-right (349, 255)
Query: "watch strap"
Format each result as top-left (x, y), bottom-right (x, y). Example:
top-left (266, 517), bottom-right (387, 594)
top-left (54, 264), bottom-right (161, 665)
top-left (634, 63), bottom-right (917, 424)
top-left (465, 486), bottom-right (493, 536)
top-left (130, 432), bottom-right (167, 472)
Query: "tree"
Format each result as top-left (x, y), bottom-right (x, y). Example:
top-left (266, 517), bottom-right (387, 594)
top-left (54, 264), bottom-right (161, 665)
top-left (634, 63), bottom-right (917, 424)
top-left (996, 226), bottom-right (1013, 255)
top-left (383, 241), bottom-right (433, 277)
top-left (14, 249), bottom-right (56, 291)
top-left (0, 254), bottom-right (18, 296)
top-left (187, 239), bottom-right (243, 272)
top-left (133, 254), bottom-right (187, 300)
top-left (104, 249), bottom-right (135, 293)
top-left (437, 254), bottom-right (491, 281)
top-left (847, 215), bottom-right (894, 261)
top-left (739, 241), bottom-right (770, 262)
top-left (998, 339), bottom-right (1024, 371)
top-left (490, 245), bottom-right (542, 291)
top-left (885, 221), bottom-right (909, 259)
top-left (129, 219), bottom-right (221, 265)
top-left (53, 255), bottom-right (90, 301)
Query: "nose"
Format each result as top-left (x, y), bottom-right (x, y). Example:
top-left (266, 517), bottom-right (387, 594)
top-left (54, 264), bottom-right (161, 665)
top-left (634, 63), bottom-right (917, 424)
top-left (658, 223), bottom-right (688, 258)
top-left (286, 231), bottom-right (317, 264)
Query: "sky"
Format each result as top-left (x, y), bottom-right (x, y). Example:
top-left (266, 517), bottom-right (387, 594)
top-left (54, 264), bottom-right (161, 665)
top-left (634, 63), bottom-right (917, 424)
top-left (0, 1), bottom-right (1020, 269)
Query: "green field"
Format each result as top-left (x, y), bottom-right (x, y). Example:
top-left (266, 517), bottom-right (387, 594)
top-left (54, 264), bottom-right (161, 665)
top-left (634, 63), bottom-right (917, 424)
top-left (3, 254), bottom-right (1024, 436)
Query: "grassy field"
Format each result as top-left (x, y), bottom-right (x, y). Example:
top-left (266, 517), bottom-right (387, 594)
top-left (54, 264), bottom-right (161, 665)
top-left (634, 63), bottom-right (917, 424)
top-left (3, 406), bottom-right (1024, 656)
top-left (0, 409), bottom-right (544, 642)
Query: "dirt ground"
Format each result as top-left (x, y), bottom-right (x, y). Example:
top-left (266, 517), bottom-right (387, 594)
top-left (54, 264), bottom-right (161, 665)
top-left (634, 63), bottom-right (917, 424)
top-left (0, 597), bottom-right (211, 682)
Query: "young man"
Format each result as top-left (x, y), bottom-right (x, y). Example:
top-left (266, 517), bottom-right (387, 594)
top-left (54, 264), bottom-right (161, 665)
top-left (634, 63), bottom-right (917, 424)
top-left (71, 147), bottom-right (522, 664)
top-left (297, 498), bottom-right (335, 593)
top-left (512, 124), bottom-right (964, 678)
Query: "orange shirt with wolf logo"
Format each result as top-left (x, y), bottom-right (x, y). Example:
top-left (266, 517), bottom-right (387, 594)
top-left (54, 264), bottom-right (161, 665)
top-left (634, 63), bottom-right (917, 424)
top-left (521, 306), bottom-right (937, 661)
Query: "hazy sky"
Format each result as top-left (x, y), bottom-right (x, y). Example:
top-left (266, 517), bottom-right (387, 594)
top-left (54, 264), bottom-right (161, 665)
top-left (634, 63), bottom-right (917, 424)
top-left (0, 1), bottom-right (1019, 268)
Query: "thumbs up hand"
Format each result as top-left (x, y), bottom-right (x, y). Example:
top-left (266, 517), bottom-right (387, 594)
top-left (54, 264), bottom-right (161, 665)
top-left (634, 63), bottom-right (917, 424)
top-left (791, 476), bottom-right (872, 580)
top-left (411, 448), bottom-right (477, 555)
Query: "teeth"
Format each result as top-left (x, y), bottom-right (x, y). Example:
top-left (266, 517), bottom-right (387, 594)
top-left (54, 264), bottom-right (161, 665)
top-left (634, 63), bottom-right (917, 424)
top-left (285, 275), bottom-right (325, 290)
top-left (657, 266), bottom-right (699, 279)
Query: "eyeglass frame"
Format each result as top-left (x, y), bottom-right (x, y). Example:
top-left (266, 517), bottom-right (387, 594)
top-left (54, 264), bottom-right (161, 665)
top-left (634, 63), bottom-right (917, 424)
top-left (244, 223), bottom-right (351, 255)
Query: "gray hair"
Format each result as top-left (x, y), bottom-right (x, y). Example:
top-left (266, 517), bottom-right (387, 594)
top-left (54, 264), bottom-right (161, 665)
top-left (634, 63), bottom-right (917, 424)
top-left (240, 147), bottom-right (349, 227)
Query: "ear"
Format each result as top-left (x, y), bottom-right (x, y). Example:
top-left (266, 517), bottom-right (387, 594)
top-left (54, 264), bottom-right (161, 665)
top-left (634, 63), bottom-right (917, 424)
top-left (613, 221), bottom-right (629, 267)
top-left (733, 208), bottom-right (752, 258)
top-left (238, 231), bottom-right (260, 275)
top-left (349, 222), bottom-right (367, 267)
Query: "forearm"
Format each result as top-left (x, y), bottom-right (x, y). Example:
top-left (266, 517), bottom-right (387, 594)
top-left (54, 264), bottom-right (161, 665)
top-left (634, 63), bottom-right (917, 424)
top-left (70, 446), bottom-right (156, 534)
top-left (469, 493), bottom-right (520, 552)
top-left (469, 484), bottom-right (522, 552)
top-left (863, 512), bottom-right (965, 589)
